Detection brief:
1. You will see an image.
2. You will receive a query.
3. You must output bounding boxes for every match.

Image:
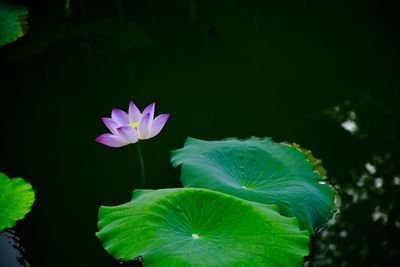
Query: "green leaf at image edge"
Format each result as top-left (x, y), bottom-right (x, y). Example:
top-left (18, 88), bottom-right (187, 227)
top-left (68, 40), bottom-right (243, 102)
top-left (0, 2), bottom-right (29, 47)
top-left (0, 172), bottom-right (35, 232)
top-left (171, 137), bottom-right (338, 233)
top-left (97, 188), bottom-right (309, 267)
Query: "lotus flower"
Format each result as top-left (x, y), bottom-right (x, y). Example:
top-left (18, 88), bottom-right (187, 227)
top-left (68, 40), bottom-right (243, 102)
top-left (96, 101), bottom-right (170, 148)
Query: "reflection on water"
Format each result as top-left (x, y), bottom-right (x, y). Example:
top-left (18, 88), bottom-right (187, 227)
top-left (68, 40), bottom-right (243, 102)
top-left (307, 98), bottom-right (400, 266)
top-left (327, 105), bottom-right (359, 135)
top-left (0, 229), bottom-right (30, 267)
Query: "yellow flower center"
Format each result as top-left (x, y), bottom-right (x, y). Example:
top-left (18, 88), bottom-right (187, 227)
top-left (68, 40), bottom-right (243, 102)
top-left (129, 121), bottom-right (138, 128)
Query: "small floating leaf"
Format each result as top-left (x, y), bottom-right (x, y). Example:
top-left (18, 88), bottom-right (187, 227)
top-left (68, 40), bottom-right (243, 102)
top-left (0, 2), bottom-right (29, 47)
top-left (2, 18), bottom-right (150, 61)
top-left (0, 172), bottom-right (35, 232)
top-left (97, 188), bottom-right (309, 266)
top-left (171, 137), bottom-right (337, 233)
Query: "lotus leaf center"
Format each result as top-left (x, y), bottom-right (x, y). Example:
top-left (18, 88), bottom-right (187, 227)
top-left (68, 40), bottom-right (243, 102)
top-left (191, 233), bottom-right (199, 239)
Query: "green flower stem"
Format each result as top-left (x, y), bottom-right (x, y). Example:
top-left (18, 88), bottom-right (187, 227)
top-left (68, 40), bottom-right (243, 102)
top-left (136, 142), bottom-right (145, 188)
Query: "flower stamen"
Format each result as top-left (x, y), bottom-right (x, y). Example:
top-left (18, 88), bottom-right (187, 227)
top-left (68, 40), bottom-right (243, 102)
top-left (129, 121), bottom-right (138, 128)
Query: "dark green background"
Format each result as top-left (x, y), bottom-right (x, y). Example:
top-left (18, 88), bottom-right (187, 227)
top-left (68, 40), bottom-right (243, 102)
top-left (1, 0), bottom-right (399, 266)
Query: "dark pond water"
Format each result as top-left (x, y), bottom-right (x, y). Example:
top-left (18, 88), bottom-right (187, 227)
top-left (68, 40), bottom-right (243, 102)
top-left (1, 1), bottom-right (400, 266)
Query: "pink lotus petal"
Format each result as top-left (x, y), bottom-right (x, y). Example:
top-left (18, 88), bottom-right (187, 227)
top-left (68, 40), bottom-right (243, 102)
top-left (111, 108), bottom-right (130, 126)
top-left (101, 117), bottom-right (119, 135)
top-left (97, 100), bottom-right (169, 147)
top-left (149, 114), bottom-right (170, 138)
top-left (138, 113), bottom-right (151, 139)
top-left (141, 102), bottom-right (155, 121)
top-left (95, 133), bottom-right (127, 148)
top-left (117, 126), bottom-right (139, 143)
top-left (128, 100), bottom-right (141, 122)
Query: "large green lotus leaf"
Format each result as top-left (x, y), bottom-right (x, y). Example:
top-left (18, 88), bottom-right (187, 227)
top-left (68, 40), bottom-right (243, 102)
top-left (0, 2), bottom-right (29, 47)
top-left (0, 172), bottom-right (35, 232)
top-left (171, 137), bottom-right (337, 233)
top-left (97, 188), bottom-right (309, 267)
